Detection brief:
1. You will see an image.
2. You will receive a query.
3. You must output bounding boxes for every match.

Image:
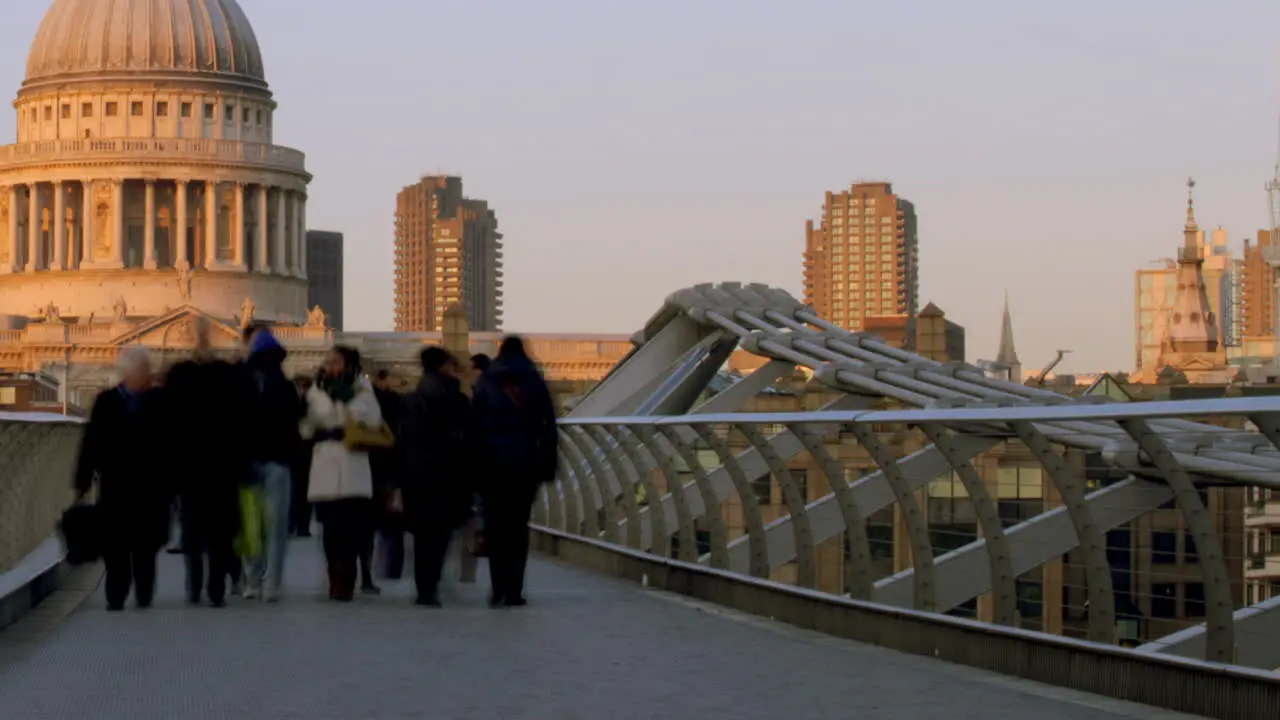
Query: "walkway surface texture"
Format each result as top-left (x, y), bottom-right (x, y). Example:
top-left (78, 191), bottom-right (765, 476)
top-left (0, 539), bottom-right (1203, 720)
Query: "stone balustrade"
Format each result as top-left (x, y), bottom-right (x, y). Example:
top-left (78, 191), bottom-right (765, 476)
top-left (0, 414), bottom-right (80, 572)
top-left (0, 139), bottom-right (306, 174)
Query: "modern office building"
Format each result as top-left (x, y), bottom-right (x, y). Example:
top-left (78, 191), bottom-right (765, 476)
top-left (803, 181), bottom-right (919, 332)
top-left (393, 175), bottom-right (502, 332)
top-left (305, 230), bottom-right (343, 330)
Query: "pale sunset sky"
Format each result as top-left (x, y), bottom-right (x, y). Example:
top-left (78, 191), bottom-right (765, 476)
top-left (1, 0), bottom-right (1277, 373)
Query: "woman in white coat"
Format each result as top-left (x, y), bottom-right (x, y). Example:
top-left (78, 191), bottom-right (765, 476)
top-left (300, 346), bottom-right (384, 602)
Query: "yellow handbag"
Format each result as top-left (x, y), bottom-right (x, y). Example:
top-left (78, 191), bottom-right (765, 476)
top-left (344, 421), bottom-right (395, 452)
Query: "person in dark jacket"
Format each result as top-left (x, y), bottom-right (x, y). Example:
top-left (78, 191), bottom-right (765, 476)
top-left (242, 328), bottom-right (301, 601)
top-left (458, 353), bottom-right (492, 578)
top-left (370, 369), bottom-right (405, 581)
top-left (400, 347), bottom-right (472, 606)
top-left (164, 317), bottom-right (255, 607)
top-left (471, 337), bottom-right (558, 607)
top-left (74, 346), bottom-right (170, 611)
top-left (290, 375), bottom-right (315, 537)
top-left (469, 354), bottom-right (491, 391)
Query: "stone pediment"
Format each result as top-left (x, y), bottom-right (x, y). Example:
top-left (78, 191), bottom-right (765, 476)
top-left (1172, 354), bottom-right (1226, 371)
top-left (107, 306), bottom-right (241, 349)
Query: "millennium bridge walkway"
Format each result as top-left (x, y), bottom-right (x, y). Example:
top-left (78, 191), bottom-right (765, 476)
top-left (2, 283), bottom-right (1279, 718)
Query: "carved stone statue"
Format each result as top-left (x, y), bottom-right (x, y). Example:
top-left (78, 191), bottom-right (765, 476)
top-left (93, 182), bottom-right (113, 259)
top-left (171, 318), bottom-right (196, 346)
top-left (306, 305), bottom-right (327, 328)
top-left (113, 296), bottom-right (128, 322)
top-left (40, 302), bottom-right (61, 323)
top-left (240, 296), bottom-right (256, 328)
top-left (0, 191), bottom-right (9, 266)
top-left (176, 265), bottom-right (193, 301)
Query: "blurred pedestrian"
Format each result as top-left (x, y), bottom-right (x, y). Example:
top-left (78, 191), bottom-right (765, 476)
top-left (400, 347), bottom-right (471, 606)
top-left (471, 337), bottom-right (558, 607)
top-left (73, 346), bottom-right (169, 611)
top-left (242, 327), bottom-right (301, 601)
top-left (290, 375), bottom-right (315, 537)
top-left (369, 369), bottom-right (405, 581)
top-left (165, 317), bottom-right (255, 607)
top-left (301, 346), bottom-right (385, 602)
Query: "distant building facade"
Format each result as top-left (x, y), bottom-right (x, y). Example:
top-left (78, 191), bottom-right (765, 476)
top-left (1241, 229), bottom-right (1276, 339)
top-left (803, 181), bottom-right (919, 332)
top-left (306, 230), bottom-right (343, 330)
top-left (394, 176), bottom-right (503, 332)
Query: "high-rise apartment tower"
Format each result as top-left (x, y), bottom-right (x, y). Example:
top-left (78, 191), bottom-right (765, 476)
top-left (1242, 229), bottom-right (1277, 338)
top-left (394, 176), bottom-right (503, 332)
top-left (803, 182), bottom-right (919, 330)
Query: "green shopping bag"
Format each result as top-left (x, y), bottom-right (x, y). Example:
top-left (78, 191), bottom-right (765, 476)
top-left (234, 485), bottom-right (265, 559)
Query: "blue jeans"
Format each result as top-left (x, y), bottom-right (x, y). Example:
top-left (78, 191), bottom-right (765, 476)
top-left (245, 462), bottom-right (292, 590)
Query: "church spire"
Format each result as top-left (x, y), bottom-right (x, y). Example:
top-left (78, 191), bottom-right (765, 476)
top-left (996, 290), bottom-right (1022, 382)
top-left (1183, 176), bottom-right (1201, 257)
top-left (1164, 176), bottom-right (1220, 355)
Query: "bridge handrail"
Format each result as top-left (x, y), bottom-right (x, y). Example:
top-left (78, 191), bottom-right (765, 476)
top-left (0, 414), bottom-right (81, 574)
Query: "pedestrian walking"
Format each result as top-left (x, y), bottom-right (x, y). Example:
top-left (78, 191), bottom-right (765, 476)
top-left (370, 369), bottom-right (405, 581)
top-left (242, 327), bottom-right (301, 601)
top-left (471, 337), bottom-right (558, 607)
top-left (400, 347), bottom-right (471, 606)
top-left (301, 346), bottom-right (387, 602)
top-left (73, 346), bottom-right (170, 611)
top-left (164, 317), bottom-right (255, 607)
top-left (290, 375), bottom-right (315, 537)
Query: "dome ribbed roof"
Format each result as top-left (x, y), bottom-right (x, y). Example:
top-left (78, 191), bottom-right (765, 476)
top-left (24, 0), bottom-right (266, 89)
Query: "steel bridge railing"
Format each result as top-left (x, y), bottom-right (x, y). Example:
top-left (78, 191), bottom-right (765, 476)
top-left (540, 398), bottom-right (1280, 677)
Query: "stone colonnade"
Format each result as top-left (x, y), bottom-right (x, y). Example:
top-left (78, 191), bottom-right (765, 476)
top-left (0, 179), bottom-right (307, 278)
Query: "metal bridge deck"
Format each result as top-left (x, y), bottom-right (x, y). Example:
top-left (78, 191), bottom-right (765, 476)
top-left (0, 539), bottom-right (1197, 719)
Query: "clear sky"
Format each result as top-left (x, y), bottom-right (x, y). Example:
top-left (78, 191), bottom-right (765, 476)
top-left (1, 0), bottom-right (1277, 374)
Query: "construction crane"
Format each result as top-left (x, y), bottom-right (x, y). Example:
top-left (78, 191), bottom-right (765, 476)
top-left (1269, 112), bottom-right (1280, 255)
top-left (1034, 349), bottom-right (1072, 386)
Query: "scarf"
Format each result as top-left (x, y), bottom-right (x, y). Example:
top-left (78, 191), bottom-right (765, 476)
top-left (322, 373), bottom-right (357, 404)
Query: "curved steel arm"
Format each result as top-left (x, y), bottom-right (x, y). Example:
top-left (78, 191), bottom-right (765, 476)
top-left (559, 433), bottom-right (600, 537)
top-left (633, 425), bottom-right (699, 563)
top-left (1118, 418), bottom-right (1236, 664)
top-left (611, 425), bottom-right (670, 555)
top-left (563, 429), bottom-right (616, 542)
top-left (555, 451), bottom-right (583, 535)
top-left (787, 423), bottom-right (874, 599)
top-left (694, 424), bottom-right (770, 578)
top-left (585, 425), bottom-right (644, 549)
top-left (848, 423), bottom-right (938, 611)
top-left (659, 424), bottom-right (730, 570)
top-left (1011, 422), bottom-right (1115, 643)
top-left (737, 423), bottom-right (817, 588)
top-left (920, 425), bottom-right (1017, 627)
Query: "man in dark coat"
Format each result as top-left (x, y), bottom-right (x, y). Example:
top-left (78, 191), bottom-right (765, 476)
top-left (74, 346), bottom-right (170, 611)
top-left (370, 369), bottom-right (405, 580)
top-left (471, 337), bottom-right (558, 607)
top-left (289, 375), bottom-right (315, 537)
top-left (399, 347), bottom-right (472, 606)
top-left (163, 317), bottom-right (255, 607)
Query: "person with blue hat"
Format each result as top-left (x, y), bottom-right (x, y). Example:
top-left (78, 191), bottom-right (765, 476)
top-left (243, 326), bottom-right (303, 601)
